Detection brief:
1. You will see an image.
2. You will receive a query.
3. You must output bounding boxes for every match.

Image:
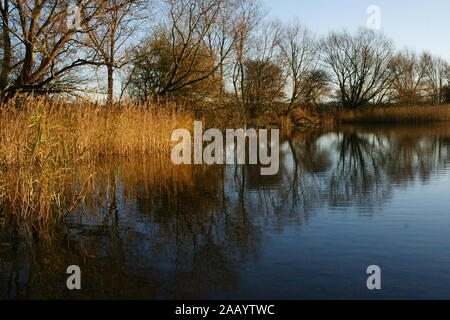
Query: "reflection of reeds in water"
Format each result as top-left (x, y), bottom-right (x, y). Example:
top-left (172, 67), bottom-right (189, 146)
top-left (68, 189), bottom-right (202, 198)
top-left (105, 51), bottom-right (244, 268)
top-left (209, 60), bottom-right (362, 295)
top-left (340, 122), bottom-right (450, 137)
top-left (75, 156), bottom-right (200, 216)
top-left (0, 96), bottom-right (193, 236)
top-left (0, 157), bottom-right (234, 299)
top-left (338, 104), bottom-right (450, 123)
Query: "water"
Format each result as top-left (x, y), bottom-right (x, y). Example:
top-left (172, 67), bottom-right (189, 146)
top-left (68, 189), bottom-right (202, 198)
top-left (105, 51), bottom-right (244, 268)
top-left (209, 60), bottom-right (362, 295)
top-left (1, 124), bottom-right (450, 299)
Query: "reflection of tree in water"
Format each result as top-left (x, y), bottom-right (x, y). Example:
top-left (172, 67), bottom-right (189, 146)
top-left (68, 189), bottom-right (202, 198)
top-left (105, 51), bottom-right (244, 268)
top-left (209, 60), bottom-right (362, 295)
top-left (285, 125), bottom-right (450, 211)
top-left (2, 125), bottom-right (450, 299)
top-left (0, 161), bottom-right (263, 299)
top-left (329, 131), bottom-right (391, 208)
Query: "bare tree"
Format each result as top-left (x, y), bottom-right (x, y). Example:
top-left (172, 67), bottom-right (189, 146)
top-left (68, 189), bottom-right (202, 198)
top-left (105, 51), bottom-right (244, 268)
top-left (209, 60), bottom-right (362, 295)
top-left (202, 0), bottom-right (239, 98)
top-left (388, 50), bottom-right (427, 105)
top-left (0, 0), bottom-right (12, 91)
top-left (229, 0), bottom-right (264, 110)
top-left (421, 52), bottom-right (449, 105)
top-left (230, 19), bottom-right (284, 118)
top-left (242, 20), bottom-right (285, 117)
top-left (242, 58), bottom-right (285, 118)
top-left (83, 0), bottom-right (149, 105)
top-left (0, 0), bottom-right (130, 99)
top-left (279, 21), bottom-right (320, 113)
top-left (298, 69), bottom-right (330, 109)
top-left (152, 0), bottom-right (236, 96)
top-left (320, 29), bottom-right (395, 109)
top-left (128, 29), bottom-right (223, 102)
top-left (126, 0), bottom-right (263, 104)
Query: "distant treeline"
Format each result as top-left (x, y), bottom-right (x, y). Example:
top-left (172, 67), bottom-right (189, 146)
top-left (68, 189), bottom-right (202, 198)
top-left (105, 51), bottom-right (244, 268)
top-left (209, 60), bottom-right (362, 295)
top-left (1, 0), bottom-right (449, 118)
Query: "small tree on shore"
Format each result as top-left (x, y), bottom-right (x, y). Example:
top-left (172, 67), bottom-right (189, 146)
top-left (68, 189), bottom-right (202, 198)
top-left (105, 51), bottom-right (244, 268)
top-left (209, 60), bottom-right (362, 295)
top-left (127, 32), bottom-right (223, 102)
top-left (241, 59), bottom-right (285, 118)
top-left (388, 50), bottom-right (427, 105)
top-left (421, 52), bottom-right (449, 105)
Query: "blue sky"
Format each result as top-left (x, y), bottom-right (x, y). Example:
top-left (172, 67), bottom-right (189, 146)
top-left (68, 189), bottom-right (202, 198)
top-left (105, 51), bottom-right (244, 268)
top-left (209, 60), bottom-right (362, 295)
top-left (264, 0), bottom-right (450, 60)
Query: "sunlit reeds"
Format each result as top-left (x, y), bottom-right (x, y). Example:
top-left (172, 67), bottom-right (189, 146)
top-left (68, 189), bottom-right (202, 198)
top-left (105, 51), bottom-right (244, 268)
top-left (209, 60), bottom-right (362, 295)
top-left (0, 95), bottom-right (193, 235)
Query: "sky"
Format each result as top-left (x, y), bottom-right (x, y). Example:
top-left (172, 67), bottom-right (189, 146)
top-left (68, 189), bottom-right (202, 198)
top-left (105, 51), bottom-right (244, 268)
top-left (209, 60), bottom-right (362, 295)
top-left (264, 0), bottom-right (450, 60)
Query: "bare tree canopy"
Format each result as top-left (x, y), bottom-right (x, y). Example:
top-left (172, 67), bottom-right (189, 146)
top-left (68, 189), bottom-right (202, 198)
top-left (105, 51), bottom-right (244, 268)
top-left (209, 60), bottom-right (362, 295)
top-left (127, 0), bottom-right (240, 98)
top-left (388, 50), bottom-right (427, 105)
top-left (242, 59), bottom-right (285, 118)
top-left (1, 0), bottom-right (448, 111)
top-left (0, 0), bottom-right (140, 99)
top-left (320, 28), bottom-right (394, 109)
top-left (83, 0), bottom-right (149, 105)
top-left (421, 52), bottom-right (449, 105)
top-left (279, 21), bottom-right (321, 112)
top-left (128, 29), bottom-right (223, 101)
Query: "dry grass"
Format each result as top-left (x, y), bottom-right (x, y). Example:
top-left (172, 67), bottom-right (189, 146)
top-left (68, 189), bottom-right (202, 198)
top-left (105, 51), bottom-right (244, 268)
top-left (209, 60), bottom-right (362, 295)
top-left (0, 95), bottom-right (193, 235)
top-left (0, 96), bottom-right (193, 164)
top-left (337, 104), bottom-right (450, 124)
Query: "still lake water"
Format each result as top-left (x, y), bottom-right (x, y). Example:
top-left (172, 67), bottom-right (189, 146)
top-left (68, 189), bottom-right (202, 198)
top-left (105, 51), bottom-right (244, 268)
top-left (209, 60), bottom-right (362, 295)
top-left (1, 124), bottom-right (450, 299)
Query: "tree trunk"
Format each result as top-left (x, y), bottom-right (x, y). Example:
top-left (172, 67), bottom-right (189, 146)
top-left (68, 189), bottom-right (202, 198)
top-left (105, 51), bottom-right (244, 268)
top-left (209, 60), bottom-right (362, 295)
top-left (107, 64), bottom-right (114, 107)
top-left (0, 1), bottom-right (12, 92)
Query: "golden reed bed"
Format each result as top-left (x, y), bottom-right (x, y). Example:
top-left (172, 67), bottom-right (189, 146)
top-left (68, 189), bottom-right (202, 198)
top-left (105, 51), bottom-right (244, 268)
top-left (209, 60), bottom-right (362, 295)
top-left (0, 96), bottom-right (193, 236)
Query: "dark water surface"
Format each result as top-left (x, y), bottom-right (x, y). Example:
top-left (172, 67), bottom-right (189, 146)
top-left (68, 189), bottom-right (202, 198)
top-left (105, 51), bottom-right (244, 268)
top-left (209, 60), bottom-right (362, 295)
top-left (2, 124), bottom-right (450, 299)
